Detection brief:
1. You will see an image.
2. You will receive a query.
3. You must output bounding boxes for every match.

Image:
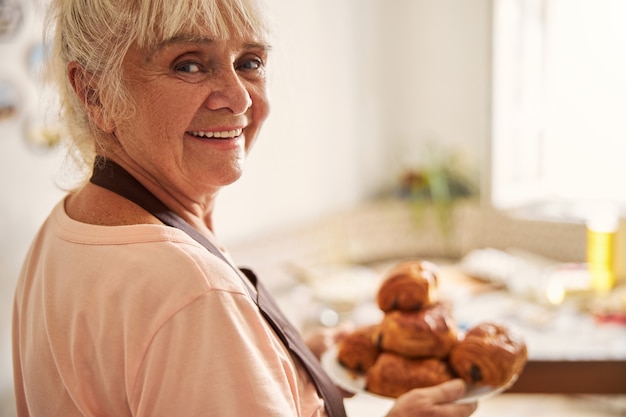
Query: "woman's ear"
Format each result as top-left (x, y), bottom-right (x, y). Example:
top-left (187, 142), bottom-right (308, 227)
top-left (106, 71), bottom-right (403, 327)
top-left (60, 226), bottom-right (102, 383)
top-left (67, 62), bottom-right (115, 132)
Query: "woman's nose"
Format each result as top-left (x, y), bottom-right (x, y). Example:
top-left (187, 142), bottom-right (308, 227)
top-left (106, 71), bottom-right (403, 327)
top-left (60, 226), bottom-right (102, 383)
top-left (204, 68), bottom-right (253, 115)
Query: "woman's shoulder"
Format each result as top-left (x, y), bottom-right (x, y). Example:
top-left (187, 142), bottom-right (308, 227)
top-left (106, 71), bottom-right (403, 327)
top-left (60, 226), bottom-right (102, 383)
top-left (46, 196), bottom-right (250, 298)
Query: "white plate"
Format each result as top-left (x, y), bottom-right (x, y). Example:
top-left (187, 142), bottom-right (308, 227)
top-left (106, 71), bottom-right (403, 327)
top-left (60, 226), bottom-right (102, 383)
top-left (321, 345), bottom-right (517, 404)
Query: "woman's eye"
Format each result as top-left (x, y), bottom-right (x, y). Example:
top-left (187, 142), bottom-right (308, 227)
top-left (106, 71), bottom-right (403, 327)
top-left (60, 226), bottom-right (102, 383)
top-left (238, 58), bottom-right (263, 71)
top-left (177, 62), bottom-right (202, 73)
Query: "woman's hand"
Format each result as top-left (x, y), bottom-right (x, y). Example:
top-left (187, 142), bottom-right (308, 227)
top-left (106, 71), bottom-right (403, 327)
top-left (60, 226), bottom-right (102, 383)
top-left (386, 379), bottom-right (478, 417)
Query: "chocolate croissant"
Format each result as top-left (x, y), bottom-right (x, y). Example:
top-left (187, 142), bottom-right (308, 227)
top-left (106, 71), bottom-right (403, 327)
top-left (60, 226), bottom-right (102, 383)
top-left (375, 303), bottom-right (458, 358)
top-left (376, 259), bottom-right (439, 312)
top-left (366, 352), bottom-right (454, 398)
top-left (448, 322), bottom-right (528, 387)
top-left (337, 324), bottom-right (381, 373)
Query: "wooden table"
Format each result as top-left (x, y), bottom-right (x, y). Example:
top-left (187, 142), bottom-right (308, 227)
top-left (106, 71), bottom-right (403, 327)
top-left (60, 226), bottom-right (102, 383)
top-left (507, 359), bottom-right (626, 394)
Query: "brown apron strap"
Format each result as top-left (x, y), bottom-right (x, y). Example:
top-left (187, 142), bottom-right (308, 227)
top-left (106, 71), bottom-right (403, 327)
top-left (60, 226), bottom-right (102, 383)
top-left (89, 156), bottom-right (346, 417)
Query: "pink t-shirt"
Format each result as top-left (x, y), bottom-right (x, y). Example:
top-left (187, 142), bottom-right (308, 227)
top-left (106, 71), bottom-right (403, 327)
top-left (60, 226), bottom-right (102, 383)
top-left (12, 199), bottom-right (327, 416)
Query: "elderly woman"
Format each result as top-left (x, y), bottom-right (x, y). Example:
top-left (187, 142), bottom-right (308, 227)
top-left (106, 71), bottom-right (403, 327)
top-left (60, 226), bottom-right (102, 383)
top-left (12, 0), bottom-right (478, 416)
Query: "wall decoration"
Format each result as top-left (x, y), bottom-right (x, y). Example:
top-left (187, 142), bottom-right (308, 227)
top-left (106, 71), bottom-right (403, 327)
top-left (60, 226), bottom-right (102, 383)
top-left (0, 79), bottom-right (19, 123)
top-left (0, 0), bottom-right (23, 42)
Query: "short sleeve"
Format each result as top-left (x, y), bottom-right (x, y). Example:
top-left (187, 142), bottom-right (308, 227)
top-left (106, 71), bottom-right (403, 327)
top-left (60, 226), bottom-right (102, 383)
top-left (129, 289), bottom-right (305, 417)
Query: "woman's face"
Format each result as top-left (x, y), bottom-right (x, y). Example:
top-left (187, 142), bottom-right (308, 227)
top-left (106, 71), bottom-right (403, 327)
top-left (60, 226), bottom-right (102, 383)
top-left (111, 32), bottom-right (271, 201)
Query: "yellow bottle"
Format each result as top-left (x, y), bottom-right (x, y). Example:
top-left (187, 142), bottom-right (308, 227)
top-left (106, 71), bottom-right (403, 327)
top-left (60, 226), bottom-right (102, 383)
top-left (586, 206), bottom-right (619, 292)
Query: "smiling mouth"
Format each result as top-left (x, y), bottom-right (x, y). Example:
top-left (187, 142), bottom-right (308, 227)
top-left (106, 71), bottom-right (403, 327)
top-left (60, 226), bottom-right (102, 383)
top-left (187, 128), bottom-right (243, 139)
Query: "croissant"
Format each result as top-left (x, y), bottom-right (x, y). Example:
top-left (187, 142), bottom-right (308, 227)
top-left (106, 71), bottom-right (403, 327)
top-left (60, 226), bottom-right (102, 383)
top-left (366, 352), bottom-right (454, 398)
top-left (376, 260), bottom-right (439, 312)
top-left (448, 322), bottom-right (528, 387)
top-left (375, 303), bottom-right (458, 358)
top-left (336, 324), bottom-right (381, 373)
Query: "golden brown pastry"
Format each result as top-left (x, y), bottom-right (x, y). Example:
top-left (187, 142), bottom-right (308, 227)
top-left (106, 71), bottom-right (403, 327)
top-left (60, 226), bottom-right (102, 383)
top-left (448, 322), bottom-right (528, 387)
top-left (376, 260), bottom-right (439, 312)
top-left (375, 303), bottom-right (458, 358)
top-left (366, 352), bottom-right (454, 398)
top-left (336, 324), bottom-right (381, 373)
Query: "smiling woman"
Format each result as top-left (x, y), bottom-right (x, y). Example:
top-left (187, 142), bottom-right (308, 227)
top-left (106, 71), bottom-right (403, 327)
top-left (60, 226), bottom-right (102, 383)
top-left (13, 0), bottom-right (334, 415)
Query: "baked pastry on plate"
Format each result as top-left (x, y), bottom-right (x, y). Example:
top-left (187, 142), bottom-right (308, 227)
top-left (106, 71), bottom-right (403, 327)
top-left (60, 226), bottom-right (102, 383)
top-left (449, 322), bottom-right (528, 387)
top-left (366, 352), bottom-right (454, 398)
top-left (376, 260), bottom-right (439, 312)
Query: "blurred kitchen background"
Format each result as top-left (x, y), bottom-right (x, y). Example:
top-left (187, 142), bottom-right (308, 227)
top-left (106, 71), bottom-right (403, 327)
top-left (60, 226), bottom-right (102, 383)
top-left (1, 0), bottom-right (625, 416)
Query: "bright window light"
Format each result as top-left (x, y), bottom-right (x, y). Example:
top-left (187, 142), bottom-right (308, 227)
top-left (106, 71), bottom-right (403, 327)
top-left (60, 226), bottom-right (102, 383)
top-left (491, 0), bottom-right (626, 219)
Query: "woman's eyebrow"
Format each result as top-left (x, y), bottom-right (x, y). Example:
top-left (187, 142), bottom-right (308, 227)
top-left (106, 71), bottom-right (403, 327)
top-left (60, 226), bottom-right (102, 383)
top-left (146, 37), bottom-right (215, 60)
top-left (243, 41), bottom-right (272, 52)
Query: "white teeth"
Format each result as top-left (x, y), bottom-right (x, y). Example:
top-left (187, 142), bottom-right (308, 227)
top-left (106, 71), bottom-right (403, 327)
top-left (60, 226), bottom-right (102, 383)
top-left (189, 129), bottom-right (242, 139)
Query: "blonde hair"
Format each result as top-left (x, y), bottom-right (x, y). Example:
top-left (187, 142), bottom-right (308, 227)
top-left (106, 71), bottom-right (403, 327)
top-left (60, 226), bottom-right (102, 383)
top-left (45, 0), bottom-right (271, 185)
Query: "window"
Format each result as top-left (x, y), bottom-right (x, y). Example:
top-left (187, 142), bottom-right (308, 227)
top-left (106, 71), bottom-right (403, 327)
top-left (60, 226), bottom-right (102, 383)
top-left (491, 0), bottom-right (626, 219)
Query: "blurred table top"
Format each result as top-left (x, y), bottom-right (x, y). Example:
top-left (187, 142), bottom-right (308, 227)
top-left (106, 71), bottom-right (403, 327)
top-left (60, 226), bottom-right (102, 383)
top-left (437, 264), bottom-right (626, 394)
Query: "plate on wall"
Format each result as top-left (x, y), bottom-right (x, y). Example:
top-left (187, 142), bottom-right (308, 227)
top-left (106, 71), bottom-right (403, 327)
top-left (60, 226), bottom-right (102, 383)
top-left (0, 0), bottom-right (24, 41)
top-left (0, 79), bottom-right (20, 123)
top-left (321, 345), bottom-right (517, 404)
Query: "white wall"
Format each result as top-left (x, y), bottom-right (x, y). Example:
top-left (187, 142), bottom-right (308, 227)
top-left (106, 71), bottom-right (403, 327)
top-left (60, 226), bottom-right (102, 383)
top-left (0, 0), bottom-right (491, 407)
top-left (214, 0), bottom-right (376, 243)
top-left (374, 0), bottom-right (491, 193)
